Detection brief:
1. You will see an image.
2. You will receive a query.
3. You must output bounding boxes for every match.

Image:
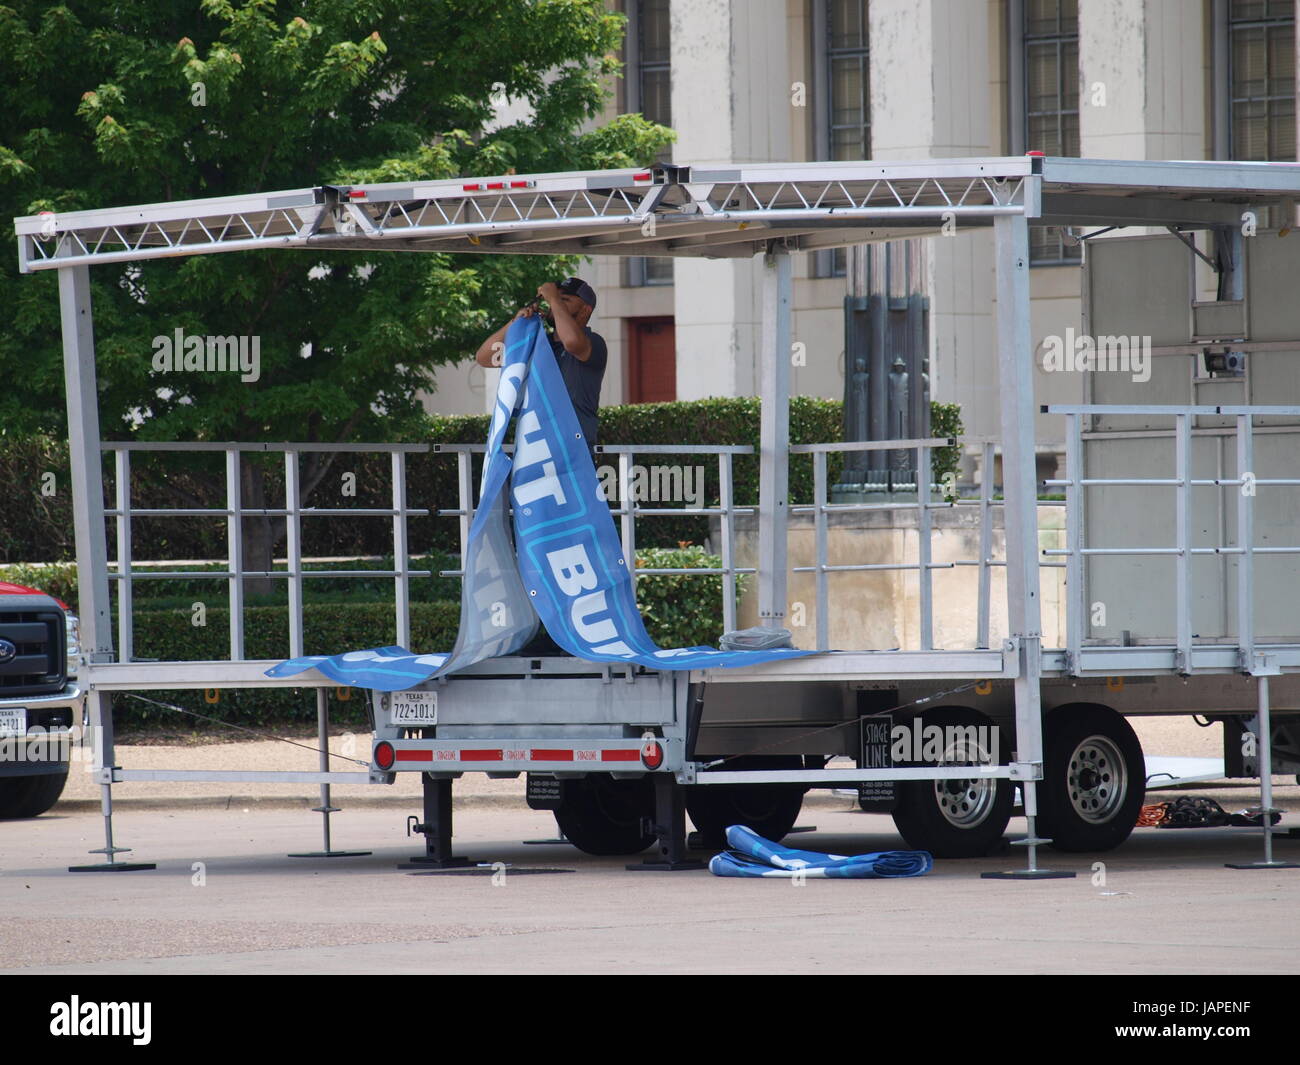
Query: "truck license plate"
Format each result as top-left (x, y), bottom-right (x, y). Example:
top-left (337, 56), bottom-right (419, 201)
top-left (0, 708), bottom-right (27, 737)
top-left (390, 691), bottom-right (437, 727)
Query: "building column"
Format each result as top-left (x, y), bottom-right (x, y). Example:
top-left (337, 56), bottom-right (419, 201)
top-left (1077, 0), bottom-right (1206, 160)
top-left (670, 0), bottom-right (791, 401)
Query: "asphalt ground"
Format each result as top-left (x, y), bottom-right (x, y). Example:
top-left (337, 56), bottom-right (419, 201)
top-left (2, 717), bottom-right (1298, 976)
top-left (3, 800), bottom-right (1299, 975)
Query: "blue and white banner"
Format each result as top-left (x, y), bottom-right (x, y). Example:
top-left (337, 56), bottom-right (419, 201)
top-left (267, 317), bottom-right (813, 692)
top-left (708, 825), bottom-right (933, 879)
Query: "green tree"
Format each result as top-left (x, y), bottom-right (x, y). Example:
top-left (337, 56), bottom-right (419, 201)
top-left (0, 0), bottom-right (671, 582)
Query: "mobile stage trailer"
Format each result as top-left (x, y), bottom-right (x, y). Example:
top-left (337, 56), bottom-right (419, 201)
top-left (14, 155), bottom-right (1300, 874)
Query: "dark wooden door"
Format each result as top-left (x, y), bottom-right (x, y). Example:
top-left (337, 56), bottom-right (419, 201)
top-left (627, 317), bottom-right (676, 403)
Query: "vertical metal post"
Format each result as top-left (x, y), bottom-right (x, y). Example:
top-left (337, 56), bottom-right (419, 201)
top-left (813, 450), bottom-right (829, 650)
top-left (1236, 413), bottom-right (1254, 664)
top-left (981, 209), bottom-right (1072, 880)
top-left (1226, 665), bottom-right (1299, 870)
top-left (59, 266), bottom-right (113, 665)
top-left (456, 450), bottom-right (474, 569)
top-left (287, 688), bottom-right (370, 859)
top-left (1175, 413), bottom-right (1192, 673)
top-left (619, 451), bottom-right (637, 582)
top-left (977, 440), bottom-right (994, 650)
top-left (917, 444), bottom-right (933, 651)
top-left (757, 245), bottom-right (792, 628)
top-left (1064, 414), bottom-right (1083, 670)
top-left (114, 448), bottom-right (133, 663)
top-left (226, 449), bottom-right (244, 661)
top-left (719, 452), bottom-right (737, 635)
top-left (59, 263), bottom-right (152, 872)
top-left (1258, 675), bottom-right (1277, 866)
top-left (392, 451), bottom-right (411, 650)
top-left (285, 451), bottom-right (304, 659)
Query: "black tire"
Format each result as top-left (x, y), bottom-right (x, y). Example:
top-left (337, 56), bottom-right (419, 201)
top-left (685, 757), bottom-right (805, 849)
top-left (890, 707), bottom-right (1013, 858)
top-left (553, 774), bottom-right (655, 856)
top-left (0, 771), bottom-right (69, 819)
top-left (1038, 703), bottom-right (1144, 853)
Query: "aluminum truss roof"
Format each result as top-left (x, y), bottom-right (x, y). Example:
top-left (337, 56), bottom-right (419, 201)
top-left (15, 155), bottom-right (1300, 272)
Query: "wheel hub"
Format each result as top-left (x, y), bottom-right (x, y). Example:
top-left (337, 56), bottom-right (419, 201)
top-left (1067, 735), bottom-right (1127, 823)
top-left (933, 741), bottom-right (996, 828)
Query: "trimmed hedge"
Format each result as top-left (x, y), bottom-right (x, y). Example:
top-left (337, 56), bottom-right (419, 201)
top-left (634, 545), bottom-right (744, 648)
top-left (115, 599), bottom-right (461, 730)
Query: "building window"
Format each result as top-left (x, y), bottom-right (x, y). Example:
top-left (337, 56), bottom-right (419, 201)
top-left (1226, 0), bottom-right (1297, 161)
top-left (625, 0), bottom-right (673, 287)
top-left (1017, 0), bottom-right (1081, 263)
top-left (814, 0), bottom-right (871, 278)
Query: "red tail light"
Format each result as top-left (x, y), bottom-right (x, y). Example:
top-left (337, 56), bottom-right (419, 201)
top-left (640, 739), bottom-right (664, 770)
top-left (373, 741), bottom-right (395, 771)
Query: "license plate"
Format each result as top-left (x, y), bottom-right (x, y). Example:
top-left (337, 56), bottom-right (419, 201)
top-left (0, 708), bottom-right (27, 737)
top-left (390, 691), bottom-right (437, 727)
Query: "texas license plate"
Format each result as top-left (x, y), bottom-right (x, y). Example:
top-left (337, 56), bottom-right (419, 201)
top-left (0, 708), bottom-right (27, 737)
top-left (390, 691), bottom-right (437, 727)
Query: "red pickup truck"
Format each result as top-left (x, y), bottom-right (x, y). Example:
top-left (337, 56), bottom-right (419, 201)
top-left (0, 581), bottom-right (83, 818)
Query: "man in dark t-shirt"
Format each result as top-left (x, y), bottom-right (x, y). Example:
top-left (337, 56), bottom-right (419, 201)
top-left (475, 276), bottom-right (608, 447)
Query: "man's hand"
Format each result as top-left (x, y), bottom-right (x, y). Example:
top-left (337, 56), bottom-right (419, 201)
top-left (476, 304), bottom-right (536, 366)
top-left (537, 281), bottom-right (561, 305)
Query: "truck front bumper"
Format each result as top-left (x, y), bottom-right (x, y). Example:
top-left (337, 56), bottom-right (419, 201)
top-left (0, 682), bottom-right (85, 777)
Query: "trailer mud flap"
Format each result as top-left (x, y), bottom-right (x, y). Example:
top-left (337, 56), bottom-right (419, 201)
top-left (526, 774), bottom-right (564, 810)
top-left (857, 691), bottom-right (897, 812)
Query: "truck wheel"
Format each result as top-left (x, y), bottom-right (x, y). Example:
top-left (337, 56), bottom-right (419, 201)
top-left (0, 771), bottom-right (69, 819)
top-left (553, 774), bottom-right (655, 856)
top-left (1038, 704), bottom-right (1144, 853)
top-left (685, 757), bottom-right (805, 849)
top-left (890, 707), bottom-right (1012, 858)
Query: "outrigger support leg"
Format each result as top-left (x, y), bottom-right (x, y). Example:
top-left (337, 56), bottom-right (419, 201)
top-left (400, 773), bottom-right (471, 869)
top-left (627, 773), bottom-right (704, 872)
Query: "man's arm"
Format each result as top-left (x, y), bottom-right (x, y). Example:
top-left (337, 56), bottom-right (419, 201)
top-left (539, 282), bottom-right (592, 361)
top-left (474, 306), bottom-right (533, 367)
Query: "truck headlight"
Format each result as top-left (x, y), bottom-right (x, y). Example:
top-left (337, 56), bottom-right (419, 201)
top-left (66, 613), bottom-right (81, 678)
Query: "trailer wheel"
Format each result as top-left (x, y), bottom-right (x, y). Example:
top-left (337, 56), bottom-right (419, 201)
top-left (552, 774), bottom-right (655, 856)
top-left (1038, 704), bottom-right (1144, 853)
top-left (685, 757), bottom-right (805, 849)
top-left (890, 707), bottom-right (1012, 858)
top-left (0, 771), bottom-right (68, 820)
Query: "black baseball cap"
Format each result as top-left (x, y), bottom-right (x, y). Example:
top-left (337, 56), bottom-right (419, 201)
top-left (557, 276), bottom-right (597, 310)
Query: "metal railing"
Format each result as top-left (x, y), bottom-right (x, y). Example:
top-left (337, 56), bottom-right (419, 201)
top-left (1043, 405), bottom-right (1300, 673)
top-left (101, 432), bottom-right (1080, 663)
top-left (787, 436), bottom-right (1066, 651)
top-left (103, 442), bottom-right (431, 663)
top-left (435, 442), bottom-right (757, 636)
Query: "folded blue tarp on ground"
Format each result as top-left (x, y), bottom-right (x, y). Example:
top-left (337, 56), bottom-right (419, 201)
top-left (266, 316), bottom-right (816, 691)
top-left (709, 825), bottom-right (933, 879)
